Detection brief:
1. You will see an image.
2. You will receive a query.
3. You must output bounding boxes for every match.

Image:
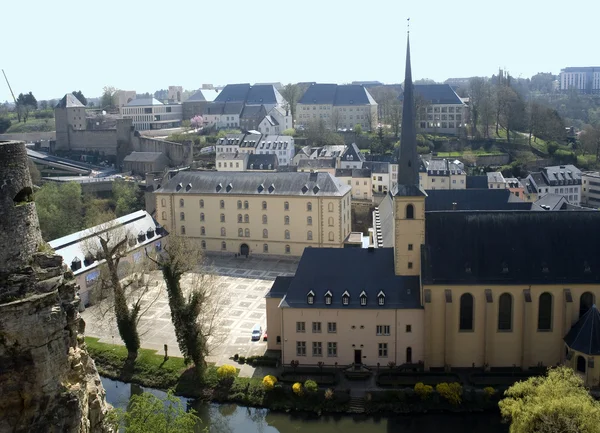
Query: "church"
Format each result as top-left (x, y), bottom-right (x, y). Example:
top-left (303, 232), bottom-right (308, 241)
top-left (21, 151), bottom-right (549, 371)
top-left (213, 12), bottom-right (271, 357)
top-left (265, 34), bottom-right (600, 386)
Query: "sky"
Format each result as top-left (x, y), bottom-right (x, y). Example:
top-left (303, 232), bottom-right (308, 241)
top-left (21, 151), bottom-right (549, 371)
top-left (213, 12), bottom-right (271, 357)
top-left (2, 0), bottom-right (599, 101)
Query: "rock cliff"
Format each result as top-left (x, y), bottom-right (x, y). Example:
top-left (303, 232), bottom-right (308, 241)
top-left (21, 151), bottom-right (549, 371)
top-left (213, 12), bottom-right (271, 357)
top-left (0, 140), bottom-right (111, 433)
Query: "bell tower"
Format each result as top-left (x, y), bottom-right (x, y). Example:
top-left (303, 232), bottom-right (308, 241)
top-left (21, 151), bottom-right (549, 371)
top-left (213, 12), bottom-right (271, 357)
top-left (394, 26), bottom-right (426, 277)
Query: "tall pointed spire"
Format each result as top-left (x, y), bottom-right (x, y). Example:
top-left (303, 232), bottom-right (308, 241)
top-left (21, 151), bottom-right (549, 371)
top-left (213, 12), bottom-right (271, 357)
top-left (396, 28), bottom-right (420, 190)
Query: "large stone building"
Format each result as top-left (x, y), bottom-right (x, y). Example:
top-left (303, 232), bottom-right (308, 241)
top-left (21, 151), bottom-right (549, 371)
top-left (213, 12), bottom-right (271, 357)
top-left (154, 171), bottom-right (352, 257)
top-left (525, 164), bottom-right (582, 206)
top-left (560, 67), bottom-right (600, 94)
top-left (265, 35), bottom-right (600, 387)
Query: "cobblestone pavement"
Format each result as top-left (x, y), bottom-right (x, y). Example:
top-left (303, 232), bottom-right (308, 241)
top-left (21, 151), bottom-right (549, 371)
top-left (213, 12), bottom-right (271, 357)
top-left (81, 254), bottom-right (298, 375)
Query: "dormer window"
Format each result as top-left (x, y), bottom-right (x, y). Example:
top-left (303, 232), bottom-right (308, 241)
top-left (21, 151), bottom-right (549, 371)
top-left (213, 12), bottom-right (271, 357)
top-left (342, 290), bottom-right (350, 306)
top-left (325, 290), bottom-right (332, 305)
top-left (378, 291), bottom-right (385, 306)
top-left (501, 261), bottom-right (509, 274)
top-left (307, 290), bottom-right (315, 305)
top-left (465, 262), bottom-right (472, 274)
top-left (360, 291), bottom-right (367, 306)
top-left (542, 262), bottom-right (549, 273)
top-left (585, 261), bottom-right (591, 273)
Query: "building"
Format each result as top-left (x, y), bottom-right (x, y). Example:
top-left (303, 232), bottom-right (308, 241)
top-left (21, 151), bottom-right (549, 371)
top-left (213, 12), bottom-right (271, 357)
top-left (340, 143), bottom-right (365, 169)
top-left (247, 154), bottom-right (278, 172)
top-left (202, 102), bottom-right (244, 129)
top-left (581, 171), bottom-right (600, 207)
top-left (240, 105), bottom-right (267, 131)
top-left (419, 157), bottom-right (466, 190)
top-left (297, 158), bottom-right (337, 176)
top-left (487, 171), bottom-right (506, 189)
top-left (121, 98), bottom-right (183, 131)
top-left (123, 152), bottom-right (170, 175)
top-left (154, 171), bottom-right (352, 257)
top-left (364, 161), bottom-right (391, 194)
top-left (265, 34), bottom-right (600, 387)
top-left (525, 165), bottom-right (582, 206)
top-left (167, 86), bottom-right (183, 103)
top-left (114, 90), bottom-right (137, 108)
top-left (255, 135), bottom-right (295, 166)
top-left (48, 210), bottom-right (166, 308)
top-left (560, 67), bottom-right (600, 94)
top-left (257, 106), bottom-right (293, 135)
top-left (335, 168), bottom-right (372, 201)
top-left (296, 84), bottom-right (378, 131)
top-left (505, 177), bottom-right (525, 200)
top-left (182, 88), bottom-right (220, 120)
top-left (216, 152), bottom-right (248, 171)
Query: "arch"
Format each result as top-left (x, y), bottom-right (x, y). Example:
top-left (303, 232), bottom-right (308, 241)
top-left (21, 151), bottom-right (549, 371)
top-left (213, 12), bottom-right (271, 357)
top-left (201, 226), bottom-right (205, 235)
top-left (285, 230), bottom-right (290, 240)
top-left (220, 200), bottom-right (225, 209)
top-left (307, 202), bottom-right (312, 212)
top-left (237, 200), bottom-right (242, 209)
top-left (180, 212), bottom-right (185, 221)
top-left (262, 201), bottom-right (267, 210)
top-left (180, 226), bottom-right (186, 235)
top-left (498, 293), bottom-right (513, 331)
top-left (220, 214), bottom-right (225, 222)
top-left (284, 215), bottom-right (290, 225)
top-left (244, 200), bottom-right (249, 209)
top-left (263, 229), bottom-right (268, 238)
top-left (200, 212), bottom-right (205, 221)
top-left (244, 214), bottom-right (249, 223)
top-left (238, 214), bottom-right (243, 223)
top-left (328, 217), bottom-right (334, 226)
top-left (221, 241), bottom-right (227, 250)
top-left (577, 355), bottom-right (586, 373)
top-left (405, 204), bottom-right (414, 219)
top-left (240, 243), bottom-right (249, 256)
top-left (459, 293), bottom-right (474, 331)
top-left (284, 201), bottom-right (289, 211)
top-left (307, 231), bottom-right (313, 240)
top-left (201, 240), bottom-right (206, 249)
top-left (307, 216), bottom-right (312, 225)
top-left (238, 228), bottom-right (243, 237)
top-left (328, 202), bottom-right (334, 212)
top-left (580, 292), bottom-right (595, 318)
top-left (161, 198), bottom-right (166, 207)
top-left (161, 211), bottom-right (166, 220)
top-left (406, 347), bottom-right (412, 364)
top-left (220, 227), bottom-right (226, 236)
top-left (262, 214), bottom-right (268, 224)
top-left (328, 231), bottom-right (334, 241)
top-left (244, 228), bottom-right (250, 237)
top-left (538, 292), bottom-right (553, 331)
top-left (199, 199), bottom-right (204, 208)
top-left (285, 245), bottom-right (291, 254)
top-left (179, 198), bottom-right (184, 207)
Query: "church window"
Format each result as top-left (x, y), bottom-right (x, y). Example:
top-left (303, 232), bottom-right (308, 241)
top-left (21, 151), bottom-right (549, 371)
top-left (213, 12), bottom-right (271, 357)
top-left (580, 292), bottom-right (595, 318)
top-left (537, 292), bottom-right (553, 331)
top-left (459, 293), bottom-right (474, 331)
top-left (498, 293), bottom-right (513, 331)
top-left (406, 204), bottom-right (414, 219)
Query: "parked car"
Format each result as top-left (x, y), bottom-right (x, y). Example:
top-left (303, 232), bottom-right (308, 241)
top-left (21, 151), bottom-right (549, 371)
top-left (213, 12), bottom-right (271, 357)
top-left (263, 329), bottom-right (268, 341)
top-left (251, 324), bottom-right (262, 341)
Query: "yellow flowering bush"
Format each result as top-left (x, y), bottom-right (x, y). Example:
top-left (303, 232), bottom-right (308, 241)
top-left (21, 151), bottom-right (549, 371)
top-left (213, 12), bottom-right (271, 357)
top-left (292, 382), bottom-right (303, 396)
top-left (262, 375), bottom-right (277, 391)
top-left (216, 364), bottom-right (237, 380)
top-left (436, 382), bottom-right (463, 406)
top-left (414, 382), bottom-right (433, 400)
top-left (484, 386), bottom-right (496, 398)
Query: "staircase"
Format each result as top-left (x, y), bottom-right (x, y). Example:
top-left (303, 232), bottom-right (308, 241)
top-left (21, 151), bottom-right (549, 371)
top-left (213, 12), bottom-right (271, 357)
top-left (348, 396), bottom-right (365, 413)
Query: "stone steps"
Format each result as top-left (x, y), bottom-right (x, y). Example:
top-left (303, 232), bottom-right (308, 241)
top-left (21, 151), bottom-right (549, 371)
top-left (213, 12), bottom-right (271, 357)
top-left (348, 396), bottom-right (365, 413)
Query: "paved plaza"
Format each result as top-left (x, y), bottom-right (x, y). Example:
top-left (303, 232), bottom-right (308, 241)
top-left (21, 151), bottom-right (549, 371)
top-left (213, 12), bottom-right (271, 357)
top-left (81, 254), bottom-right (298, 374)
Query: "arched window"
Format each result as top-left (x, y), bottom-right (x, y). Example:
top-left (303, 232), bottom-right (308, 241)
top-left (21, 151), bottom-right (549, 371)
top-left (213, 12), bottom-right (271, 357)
top-left (262, 201), bottom-right (267, 210)
top-left (498, 293), bottom-right (513, 331)
top-left (179, 198), bottom-right (184, 207)
top-left (201, 226), bottom-right (205, 235)
top-left (328, 202), bottom-right (334, 212)
top-left (307, 216), bottom-right (312, 226)
top-left (244, 200), bottom-right (249, 209)
top-left (220, 214), bottom-right (225, 222)
top-left (180, 226), bottom-right (186, 235)
top-left (244, 214), bottom-right (249, 223)
top-left (263, 229), bottom-right (268, 238)
top-left (307, 231), bottom-right (313, 240)
top-left (221, 241), bottom-right (227, 250)
top-left (285, 245), bottom-right (291, 254)
top-left (245, 228), bottom-right (250, 237)
top-left (201, 240), bottom-right (206, 249)
top-left (220, 200), bottom-right (225, 209)
top-left (284, 216), bottom-right (290, 225)
top-left (180, 212), bottom-right (185, 221)
top-left (220, 227), bottom-right (226, 236)
top-left (406, 347), bottom-right (412, 364)
top-left (577, 355), bottom-right (586, 373)
top-left (262, 215), bottom-right (268, 224)
top-left (200, 213), bottom-right (205, 222)
top-left (406, 204), bottom-right (414, 219)
top-left (328, 231), bottom-right (334, 241)
top-left (238, 214), bottom-right (243, 223)
top-left (284, 201), bottom-right (289, 211)
top-left (285, 230), bottom-right (290, 240)
top-left (237, 200), bottom-right (242, 209)
top-left (307, 202), bottom-right (312, 212)
top-left (161, 198), bottom-right (166, 207)
top-left (238, 228), bottom-right (243, 237)
top-left (199, 199), bottom-right (204, 208)
top-left (263, 244), bottom-right (269, 253)
top-left (580, 292), bottom-right (595, 318)
top-left (538, 292), bottom-right (553, 331)
top-left (459, 293), bottom-right (474, 331)
top-left (161, 211), bottom-right (166, 220)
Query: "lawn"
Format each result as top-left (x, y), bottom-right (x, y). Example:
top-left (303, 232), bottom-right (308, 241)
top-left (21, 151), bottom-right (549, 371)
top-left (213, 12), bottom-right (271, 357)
top-left (6, 117), bottom-right (55, 133)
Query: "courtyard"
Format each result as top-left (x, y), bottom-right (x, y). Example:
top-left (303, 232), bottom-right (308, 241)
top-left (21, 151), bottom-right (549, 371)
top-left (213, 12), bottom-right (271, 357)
top-left (81, 254), bottom-right (298, 371)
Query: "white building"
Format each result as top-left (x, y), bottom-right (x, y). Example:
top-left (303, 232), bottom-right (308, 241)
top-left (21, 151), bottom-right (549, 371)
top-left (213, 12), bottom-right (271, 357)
top-left (487, 171), bottom-right (506, 189)
top-left (419, 158), bottom-right (466, 190)
top-left (560, 67), bottom-right (600, 94)
top-left (121, 98), bottom-right (182, 131)
top-left (526, 165), bottom-right (582, 206)
top-left (255, 135), bottom-right (295, 166)
top-left (581, 171), bottom-right (600, 207)
top-left (364, 161), bottom-right (391, 194)
top-left (339, 143), bottom-right (365, 169)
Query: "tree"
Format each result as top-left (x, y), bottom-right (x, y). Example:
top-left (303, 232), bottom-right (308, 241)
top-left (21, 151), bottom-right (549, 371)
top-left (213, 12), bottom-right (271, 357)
top-left (39, 100), bottom-right (48, 110)
top-left (499, 366), bottom-right (600, 433)
top-left (280, 83), bottom-right (301, 121)
top-left (16, 91), bottom-right (37, 123)
top-left (107, 391), bottom-right (200, 433)
top-left (148, 235), bottom-right (226, 377)
top-left (112, 179), bottom-right (144, 217)
top-left (27, 159), bottom-right (41, 185)
top-left (72, 90), bottom-right (87, 106)
top-left (0, 117), bottom-right (11, 133)
top-left (354, 124), bottom-right (362, 136)
top-left (386, 99), bottom-right (402, 138)
top-left (35, 181), bottom-right (84, 240)
top-left (101, 86), bottom-right (117, 109)
top-left (468, 77), bottom-right (487, 137)
top-left (190, 115), bottom-right (203, 129)
top-left (497, 86), bottom-right (525, 142)
top-left (581, 125), bottom-right (600, 161)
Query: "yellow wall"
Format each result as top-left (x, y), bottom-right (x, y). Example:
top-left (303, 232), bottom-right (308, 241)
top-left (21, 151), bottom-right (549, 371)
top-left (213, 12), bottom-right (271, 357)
top-left (393, 195), bottom-right (425, 276)
top-left (564, 348), bottom-right (599, 387)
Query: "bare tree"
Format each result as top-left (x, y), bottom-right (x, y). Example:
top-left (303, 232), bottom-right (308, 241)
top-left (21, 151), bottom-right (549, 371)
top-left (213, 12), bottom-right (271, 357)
top-left (386, 99), bottom-right (402, 138)
top-left (280, 83), bottom-right (301, 122)
top-left (581, 125), bottom-right (600, 161)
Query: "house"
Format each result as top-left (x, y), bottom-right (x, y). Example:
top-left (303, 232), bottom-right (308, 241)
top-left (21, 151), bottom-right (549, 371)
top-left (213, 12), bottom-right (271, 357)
top-left (182, 88), bottom-right (220, 120)
top-left (120, 98), bottom-right (182, 131)
top-left (255, 135), bottom-right (295, 166)
top-left (154, 171), bottom-right (352, 257)
top-left (247, 153), bottom-right (278, 172)
top-left (201, 102), bottom-right (244, 129)
top-left (123, 152), bottom-right (170, 176)
top-left (240, 105), bottom-right (267, 132)
top-left (48, 210), bottom-right (167, 308)
top-left (340, 143), bottom-right (365, 169)
top-left (525, 165), bottom-right (582, 206)
top-left (419, 157), bottom-right (466, 190)
top-left (487, 171), bottom-right (506, 189)
top-left (364, 161), bottom-right (390, 194)
top-left (297, 158), bottom-right (337, 176)
top-left (581, 171), bottom-right (600, 207)
top-left (216, 152), bottom-right (248, 171)
top-left (334, 168), bottom-right (373, 201)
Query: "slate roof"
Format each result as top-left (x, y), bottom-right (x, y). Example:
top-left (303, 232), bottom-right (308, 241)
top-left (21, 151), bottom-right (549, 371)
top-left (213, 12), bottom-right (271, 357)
top-left (374, 192), bottom-right (395, 248)
top-left (125, 98), bottom-right (163, 107)
top-left (487, 171), bottom-right (505, 183)
top-left (298, 83), bottom-right (338, 104)
top-left (240, 105), bottom-right (266, 119)
top-left (298, 83), bottom-right (376, 106)
top-left (56, 93), bottom-right (85, 108)
top-left (399, 84), bottom-right (463, 105)
top-left (335, 168), bottom-right (371, 178)
top-left (214, 83), bottom-right (251, 103)
top-left (186, 90), bottom-right (207, 102)
top-left (216, 152), bottom-right (249, 163)
top-left (542, 165), bottom-right (582, 185)
top-left (277, 165), bottom-right (298, 173)
top-left (535, 194), bottom-right (568, 211)
top-left (247, 153), bottom-right (278, 170)
top-left (223, 102), bottom-right (244, 115)
top-left (257, 135), bottom-right (292, 150)
top-left (218, 134), bottom-right (246, 146)
top-left (298, 158), bottom-right (336, 169)
top-left (341, 143), bottom-right (365, 163)
top-left (186, 89), bottom-right (219, 102)
top-left (466, 176), bottom-right (490, 189)
top-left (424, 189), bottom-right (535, 211)
top-left (266, 276), bottom-right (294, 298)
top-left (123, 152), bottom-right (166, 163)
top-left (364, 161), bottom-right (389, 174)
top-left (422, 211), bottom-right (600, 285)
top-left (240, 133), bottom-right (261, 148)
top-left (564, 305), bottom-right (600, 355)
top-left (156, 171), bottom-right (350, 197)
top-left (279, 248), bottom-right (421, 309)
top-left (246, 85), bottom-right (284, 106)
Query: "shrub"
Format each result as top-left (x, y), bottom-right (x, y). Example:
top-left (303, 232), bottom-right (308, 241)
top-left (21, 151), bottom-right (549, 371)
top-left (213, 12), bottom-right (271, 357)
top-left (414, 382), bottom-right (433, 400)
top-left (324, 388), bottom-right (334, 400)
top-left (233, 354), bottom-right (239, 361)
top-left (304, 379), bottom-right (318, 393)
top-left (436, 382), bottom-right (463, 406)
top-left (547, 141), bottom-right (559, 155)
top-left (262, 375), bottom-right (277, 391)
top-left (238, 356), bottom-right (246, 364)
top-left (217, 364), bottom-right (237, 380)
top-left (484, 386), bottom-right (496, 398)
top-left (292, 382), bottom-right (303, 396)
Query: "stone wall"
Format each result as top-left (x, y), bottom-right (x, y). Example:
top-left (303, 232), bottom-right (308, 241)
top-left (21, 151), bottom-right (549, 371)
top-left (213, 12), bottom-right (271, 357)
top-left (0, 131), bottom-right (57, 143)
top-left (134, 136), bottom-right (192, 166)
top-left (0, 140), bottom-right (111, 433)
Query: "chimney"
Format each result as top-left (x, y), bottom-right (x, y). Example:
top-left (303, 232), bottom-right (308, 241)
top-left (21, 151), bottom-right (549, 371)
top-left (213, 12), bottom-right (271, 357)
top-left (452, 202), bottom-right (457, 210)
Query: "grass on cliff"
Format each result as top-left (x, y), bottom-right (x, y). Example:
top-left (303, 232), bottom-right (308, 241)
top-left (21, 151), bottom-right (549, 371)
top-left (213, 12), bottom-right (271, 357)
top-left (85, 337), bottom-right (217, 397)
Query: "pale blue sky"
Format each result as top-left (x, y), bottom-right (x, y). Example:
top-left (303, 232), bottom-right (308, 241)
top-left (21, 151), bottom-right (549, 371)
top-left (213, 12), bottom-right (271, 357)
top-left (2, 0), bottom-right (599, 101)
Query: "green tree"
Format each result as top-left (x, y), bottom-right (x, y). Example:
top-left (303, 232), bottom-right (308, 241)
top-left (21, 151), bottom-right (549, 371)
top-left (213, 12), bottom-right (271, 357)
top-left (27, 159), bottom-right (41, 185)
top-left (16, 91), bottom-right (38, 123)
top-left (101, 86), bottom-right (117, 109)
top-left (499, 366), bottom-right (600, 433)
top-left (113, 179), bottom-right (144, 216)
top-left (280, 83), bottom-right (301, 121)
top-left (354, 124), bottom-right (362, 136)
top-left (108, 391), bottom-right (200, 433)
top-left (35, 182), bottom-right (84, 240)
top-left (580, 124), bottom-right (600, 161)
top-left (0, 117), bottom-right (11, 133)
top-left (72, 90), bottom-right (87, 106)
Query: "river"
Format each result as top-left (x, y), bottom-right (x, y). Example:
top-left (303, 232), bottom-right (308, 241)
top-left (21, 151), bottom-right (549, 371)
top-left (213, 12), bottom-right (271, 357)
top-left (101, 377), bottom-right (508, 433)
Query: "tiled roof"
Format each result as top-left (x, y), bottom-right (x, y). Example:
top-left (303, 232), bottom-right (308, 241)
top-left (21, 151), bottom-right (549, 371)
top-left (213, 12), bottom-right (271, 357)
top-left (125, 98), bottom-right (163, 107)
top-left (123, 152), bottom-right (166, 163)
top-left (364, 161), bottom-right (389, 174)
top-left (335, 168), bottom-right (371, 178)
top-left (425, 189), bottom-right (535, 211)
top-left (487, 171), bottom-right (505, 183)
top-left (298, 158), bottom-right (336, 169)
top-left (246, 85), bottom-right (283, 106)
top-left (156, 171), bottom-right (350, 197)
top-left (266, 276), bottom-right (294, 298)
top-left (298, 83), bottom-right (376, 106)
top-left (298, 83), bottom-right (338, 104)
top-left (341, 143), bottom-right (365, 163)
top-left (564, 305), bottom-right (600, 355)
top-left (374, 192), bottom-right (395, 248)
top-left (279, 248), bottom-right (421, 309)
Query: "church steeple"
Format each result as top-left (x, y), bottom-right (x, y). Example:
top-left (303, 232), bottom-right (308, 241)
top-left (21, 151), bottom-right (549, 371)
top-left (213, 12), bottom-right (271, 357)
top-left (396, 30), bottom-right (420, 189)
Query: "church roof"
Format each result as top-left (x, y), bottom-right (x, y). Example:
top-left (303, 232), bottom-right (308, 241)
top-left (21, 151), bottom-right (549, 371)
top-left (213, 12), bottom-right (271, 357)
top-left (564, 305), bottom-right (600, 355)
top-left (425, 189), bottom-right (535, 211)
top-left (422, 211), bottom-right (600, 285)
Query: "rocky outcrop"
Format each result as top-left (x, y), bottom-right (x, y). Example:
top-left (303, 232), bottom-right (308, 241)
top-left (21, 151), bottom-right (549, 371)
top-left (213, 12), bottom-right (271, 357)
top-left (0, 140), bottom-right (111, 433)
